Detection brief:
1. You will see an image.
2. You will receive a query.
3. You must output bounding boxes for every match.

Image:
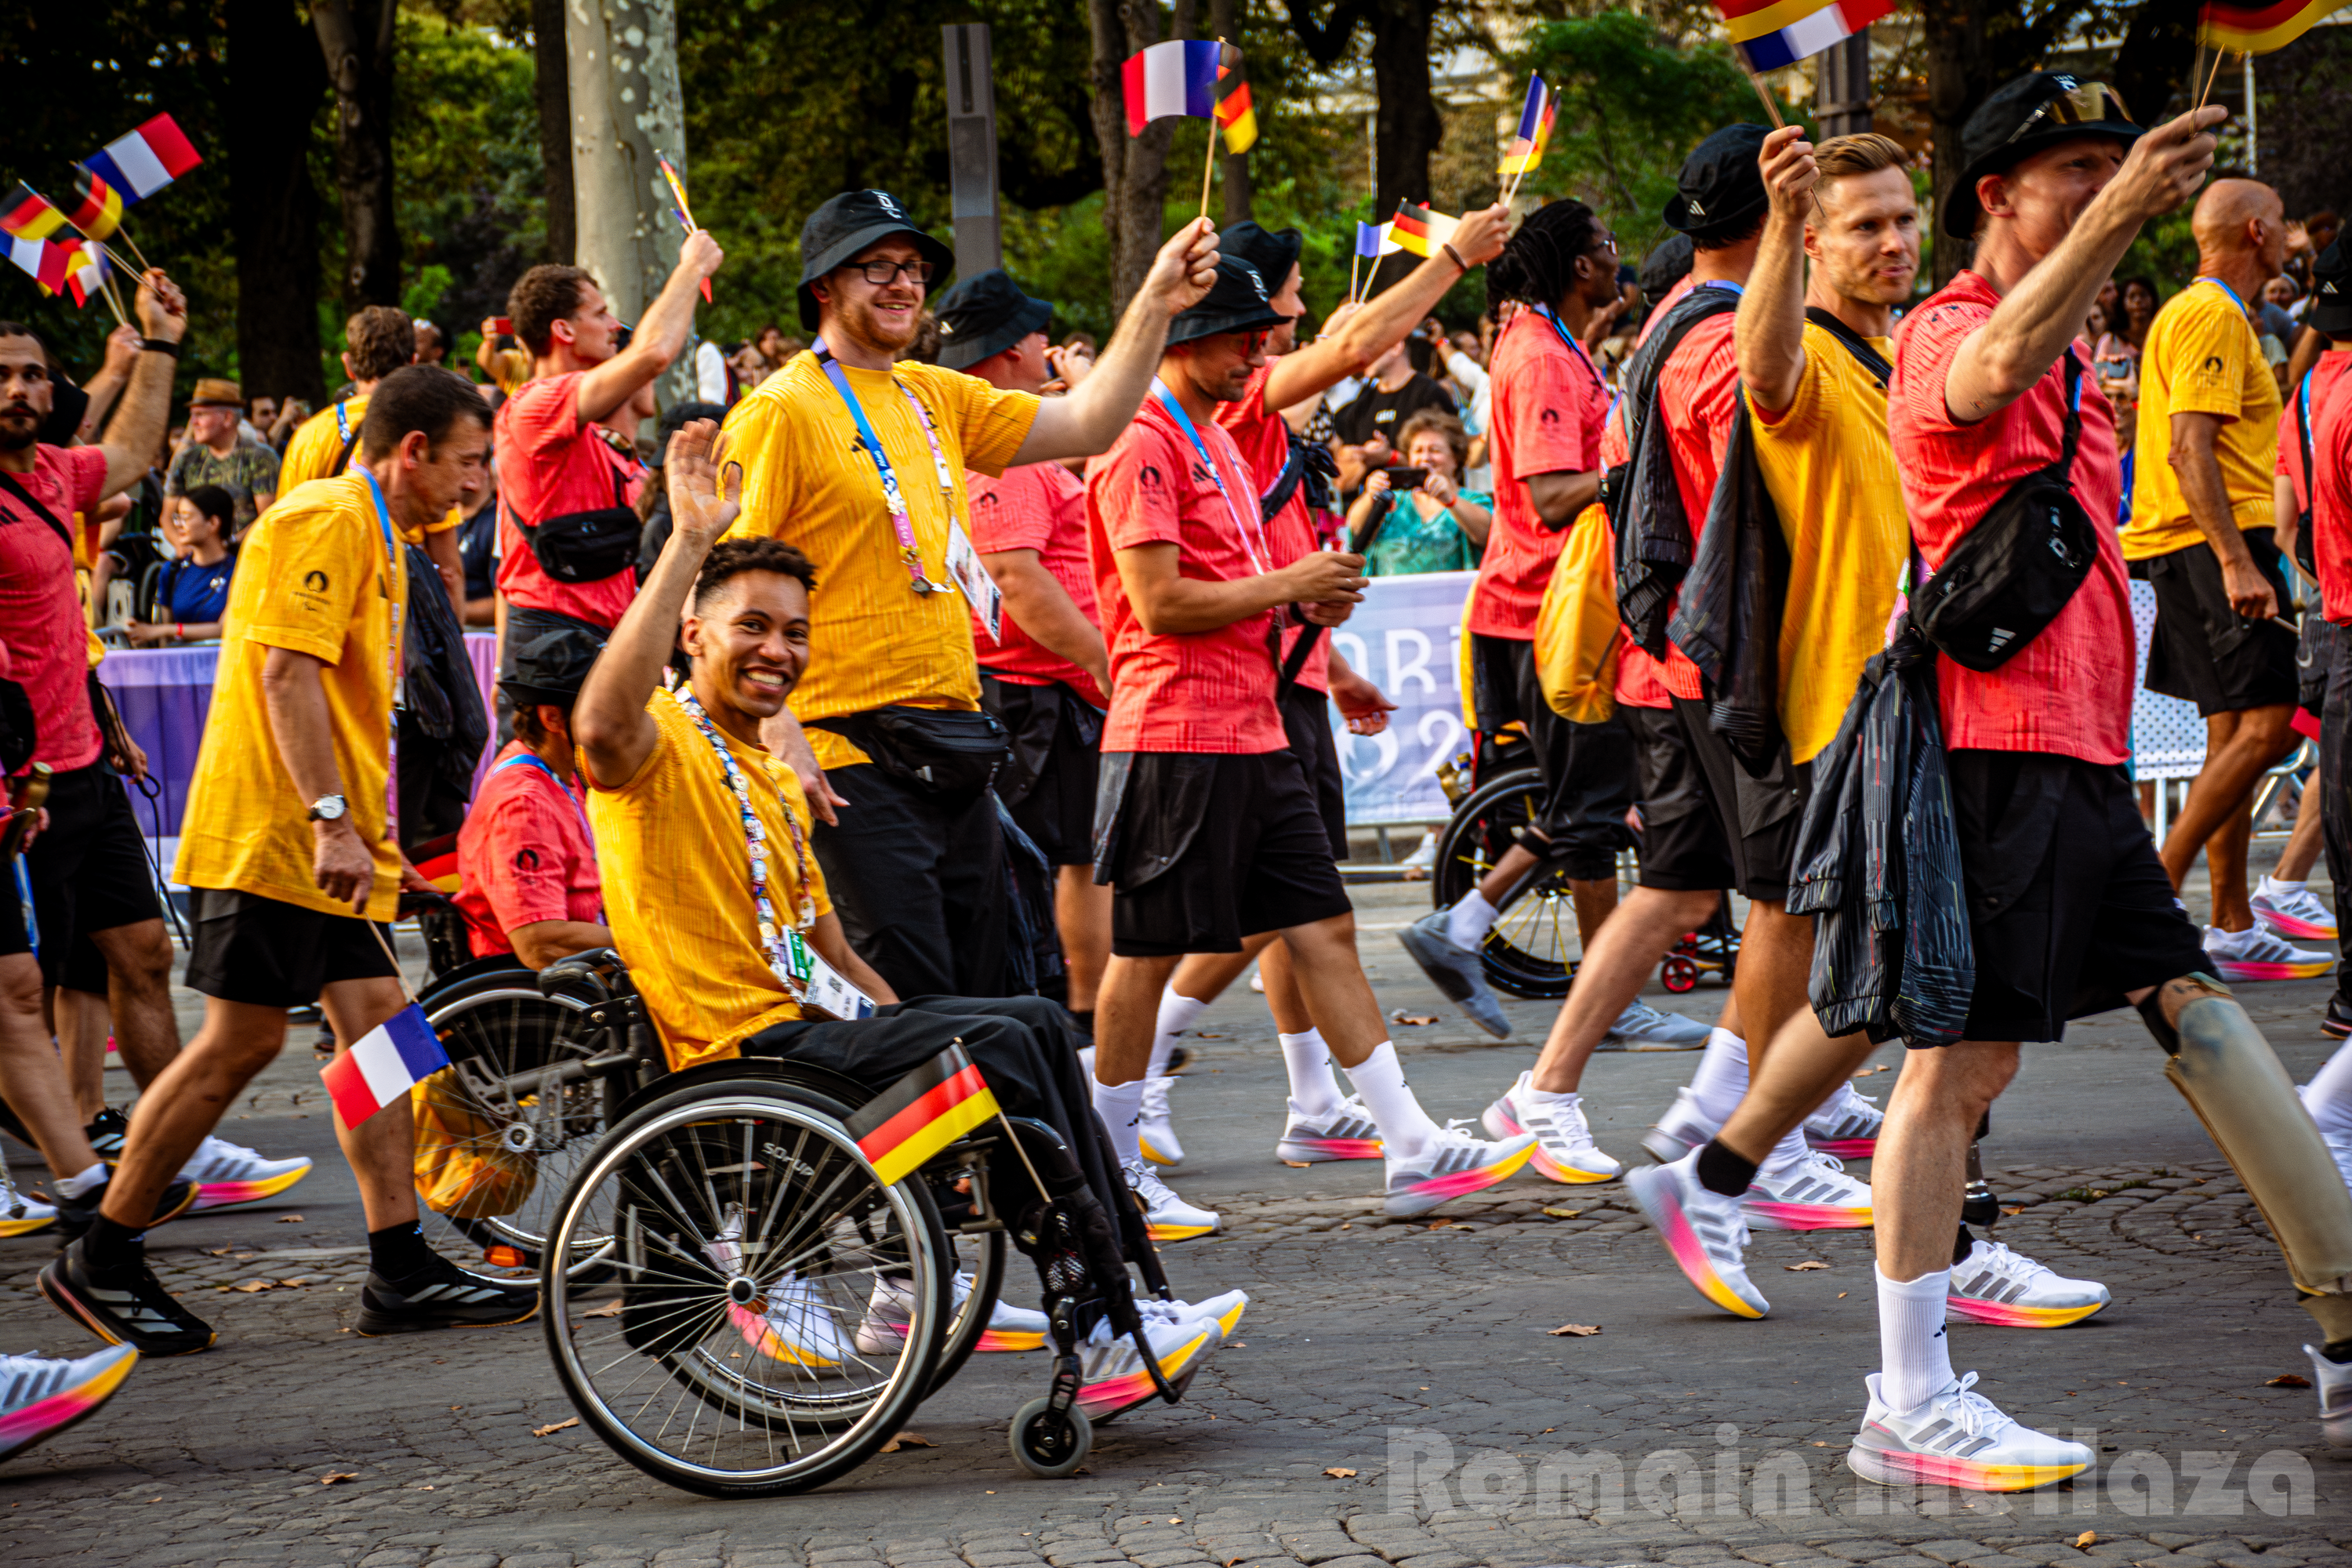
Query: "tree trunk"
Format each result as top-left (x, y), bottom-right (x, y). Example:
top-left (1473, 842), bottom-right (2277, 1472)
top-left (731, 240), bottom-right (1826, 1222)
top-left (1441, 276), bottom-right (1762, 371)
top-left (313, 0), bottom-right (402, 307)
top-left (1211, 0), bottom-right (1252, 225)
top-left (1919, 0), bottom-right (2071, 287)
top-left (1367, 0), bottom-right (1443, 218)
top-left (2109, 0), bottom-right (2201, 136)
top-left (227, 0), bottom-right (330, 403)
top-left (1087, 0), bottom-right (1187, 316)
top-left (566, 0), bottom-right (691, 405)
top-left (532, 0), bottom-right (575, 265)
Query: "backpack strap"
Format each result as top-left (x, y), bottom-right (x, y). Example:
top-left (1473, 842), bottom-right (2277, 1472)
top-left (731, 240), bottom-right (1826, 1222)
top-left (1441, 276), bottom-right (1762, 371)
top-left (2051, 347), bottom-right (2085, 485)
top-left (0, 467), bottom-right (76, 555)
top-left (1802, 306), bottom-right (1892, 386)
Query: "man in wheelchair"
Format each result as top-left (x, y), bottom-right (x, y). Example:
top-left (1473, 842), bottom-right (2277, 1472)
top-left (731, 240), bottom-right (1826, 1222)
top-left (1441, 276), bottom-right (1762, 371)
top-left (569, 419), bottom-right (1244, 1413)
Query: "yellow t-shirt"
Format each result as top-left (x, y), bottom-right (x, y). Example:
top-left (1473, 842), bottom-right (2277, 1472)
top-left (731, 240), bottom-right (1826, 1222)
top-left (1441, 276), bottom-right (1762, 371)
top-left (174, 474), bottom-right (407, 921)
top-left (719, 354), bottom-right (1040, 771)
top-left (587, 686), bottom-right (834, 1071)
top-left (2122, 279), bottom-right (2282, 560)
top-left (1748, 322), bottom-right (1907, 766)
top-left (279, 398), bottom-right (460, 543)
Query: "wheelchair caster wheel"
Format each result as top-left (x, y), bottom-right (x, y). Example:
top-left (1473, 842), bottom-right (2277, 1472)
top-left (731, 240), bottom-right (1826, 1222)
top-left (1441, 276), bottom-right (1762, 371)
top-left (1010, 1396), bottom-right (1092, 1478)
top-left (1659, 954), bottom-right (1699, 993)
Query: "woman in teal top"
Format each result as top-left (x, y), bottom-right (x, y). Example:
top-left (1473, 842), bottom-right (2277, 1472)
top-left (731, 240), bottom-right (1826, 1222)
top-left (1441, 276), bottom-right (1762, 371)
top-left (1345, 408), bottom-right (1493, 575)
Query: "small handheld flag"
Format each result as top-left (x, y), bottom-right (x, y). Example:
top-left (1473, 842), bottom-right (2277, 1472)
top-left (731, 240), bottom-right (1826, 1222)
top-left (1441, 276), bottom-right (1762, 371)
top-left (5, 236), bottom-right (71, 298)
top-left (64, 168), bottom-right (125, 243)
top-left (1123, 39), bottom-right (1225, 135)
top-left (1718, 0), bottom-right (1892, 72)
top-left (1499, 77), bottom-right (1556, 178)
top-left (1214, 44), bottom-right (1257, 155)
top-left (1, 184), bottom-right (66, 245)
top-left (321, 1004), bottom-right (450, 1127)
top-left (844, 1043), bottom-right (1000, 1186)
top-left (1388, 201), bottom-right (1461, 260)
top-left (2196, 0), bottom-right (2345, 53)
top-left (1355, 220), bottom-right (1392, 259)
top-left (82, 114), bottom-right (203, 205)
top-left (655, 154), bottom-right (713, 303)
top-left (63, 241), bottom-right (106, 309)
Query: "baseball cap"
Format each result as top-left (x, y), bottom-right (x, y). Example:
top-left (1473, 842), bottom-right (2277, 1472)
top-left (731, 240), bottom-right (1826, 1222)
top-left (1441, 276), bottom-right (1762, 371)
top-left (1943, 71), bottom-right (2143, 238)
top-left (2311, 238), bottom-right (2350, 336)
top-left (1661, 125), bottom-right (1772, 236)
top-left (499, 609), bottom-right (610, 706)
top-left (933, 270), bottom-right (1054, 371)
top-left (794, 189), bottom-right (955, 331)
top-left (1167, 255), bottom-right (1289, 347)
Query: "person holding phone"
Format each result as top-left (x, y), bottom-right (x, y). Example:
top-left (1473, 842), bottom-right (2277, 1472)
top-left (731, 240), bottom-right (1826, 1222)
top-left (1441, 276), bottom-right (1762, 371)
top-left (1344, 409), bottom-right (1490, 575)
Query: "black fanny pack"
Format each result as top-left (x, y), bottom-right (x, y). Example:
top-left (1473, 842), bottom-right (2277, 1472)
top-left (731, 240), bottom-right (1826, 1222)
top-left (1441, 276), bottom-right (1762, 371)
top-left (1908, 349), bottom-right (2099, 673)
top-left (512, 445), bottom-right (641, 584)
top-left (809, 706), bottom-right (1009, 796)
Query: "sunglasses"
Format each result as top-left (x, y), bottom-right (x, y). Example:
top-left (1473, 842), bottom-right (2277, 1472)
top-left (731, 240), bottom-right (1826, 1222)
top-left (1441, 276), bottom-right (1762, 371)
top-left (2007, 80), bottom-right (2131, 145)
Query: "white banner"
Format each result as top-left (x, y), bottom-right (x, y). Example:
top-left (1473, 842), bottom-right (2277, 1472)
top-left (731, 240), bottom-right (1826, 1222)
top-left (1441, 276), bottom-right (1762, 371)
top-left (1324, 569), bottom-right (1479, 826)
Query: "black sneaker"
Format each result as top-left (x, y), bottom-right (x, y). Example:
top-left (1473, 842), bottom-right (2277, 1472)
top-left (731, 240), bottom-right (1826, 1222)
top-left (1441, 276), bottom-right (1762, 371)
top-left (84, 1106), bottom-right (129, 1161)
top-left (2327, 997), bottom-right (2352, 1040)
top-left (53, 1178), bottom-right (200, 1244)
top-left (38, 1238), bottom-right (216, 1356)
top-left (354, 1255), bottom-right (541, 1336)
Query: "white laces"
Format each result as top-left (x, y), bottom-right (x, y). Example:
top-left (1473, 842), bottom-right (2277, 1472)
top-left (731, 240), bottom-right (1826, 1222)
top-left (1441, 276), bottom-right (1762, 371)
top-left (1124, 1161), bottom-right (1181, 1207)
top-left (1941, 1370), bottom-right (2014, 1440)
top-left (1970, 1240), bottom-right (2056, 1284)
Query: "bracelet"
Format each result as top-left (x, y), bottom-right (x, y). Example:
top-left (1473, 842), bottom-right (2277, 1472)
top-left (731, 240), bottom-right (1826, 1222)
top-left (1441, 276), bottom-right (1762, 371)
top-left (1441, 242), bottom-right (1468, 274)
top-left (174, 623), bottom-right (184, 640)
top-left (140, 337), bottom-right (180, 358)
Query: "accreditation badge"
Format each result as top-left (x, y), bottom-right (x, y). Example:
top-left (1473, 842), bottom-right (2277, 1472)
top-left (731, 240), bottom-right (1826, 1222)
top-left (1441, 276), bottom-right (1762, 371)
top-left (944, 519), bottom-right (1003, 641)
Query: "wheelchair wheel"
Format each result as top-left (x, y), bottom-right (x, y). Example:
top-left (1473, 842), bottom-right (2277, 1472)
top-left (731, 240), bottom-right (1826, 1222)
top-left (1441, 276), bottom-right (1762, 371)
top-left (414, 971), bottom-right (627, 1281)
top-left (1432, 766), bottom-right (1584, 1000)
top-left (543, 1077), bottom-right (950, 1498)
top-left (1009, 1396), bottom-right (1091, 1479)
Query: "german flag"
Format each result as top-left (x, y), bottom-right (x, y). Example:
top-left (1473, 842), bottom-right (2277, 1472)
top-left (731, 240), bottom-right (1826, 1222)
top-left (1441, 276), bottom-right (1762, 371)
top-left (1214, 43), bottom-right (1257, 155)
top-left (846, 1043), bottom-right (1000, 1186)
top-left (64, 168), bottom-right (125, 241)
top-left (1, 183), bottom-right (65, 244)
top-left (2198, 0), bottom-right (2343, 53)
top-left (1388, 201), bottom-right (1461, 259)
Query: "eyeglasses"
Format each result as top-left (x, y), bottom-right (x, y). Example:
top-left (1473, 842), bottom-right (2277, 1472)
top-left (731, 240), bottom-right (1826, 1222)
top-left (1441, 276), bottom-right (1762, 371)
top-left (2007, 79), bottom-right (2130, 145)
top-left (844, 257), bottom-right (936, 286)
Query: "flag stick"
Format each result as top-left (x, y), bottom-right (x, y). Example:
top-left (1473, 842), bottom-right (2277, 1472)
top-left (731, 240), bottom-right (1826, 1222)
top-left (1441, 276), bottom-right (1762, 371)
top-left (1741, 62), bottom-right (1788, 129)
top-left (113, 223), bottom-right (151, 275)
top-left (1348, 252), bottom-right (1361, 305)
top-left (2195, 46), bottom-right (2231, 111)
top-left (1200, 129), bottom-right (1217, 219)
top-left (97, 270), bottom-right (130, 331)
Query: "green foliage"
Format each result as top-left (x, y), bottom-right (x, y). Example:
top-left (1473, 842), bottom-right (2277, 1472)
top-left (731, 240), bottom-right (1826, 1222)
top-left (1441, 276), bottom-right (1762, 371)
top-left (390, 16), bottom-right (545, 332)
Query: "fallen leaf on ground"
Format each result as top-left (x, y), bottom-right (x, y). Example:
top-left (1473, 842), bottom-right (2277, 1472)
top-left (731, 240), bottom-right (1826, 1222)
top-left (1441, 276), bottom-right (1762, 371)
top-left (1426, 1218), bottom-right (1454, 1229)
top-left (1548, 1323), bottom-right (1602, 1337)
top-left (277, 1278), bottom-right (311, 1288)
top-left (319, 1472), bottom-right (356, 1486)
top-left (277, 1214), bottom-right (304, 1223)
top-left (1323, 1467), bottom-right (1357, 1479)
top-left (2075, 1532), bottom-right (2098, 1548)
top-left (1282, 1160), bottom-right (1310, 1168)
top-left (1851, 1065), bottom-right (1886, 1076)
top-left (878, 1431), bottom-right (935, 1453)
top-left (2269, 1374), bottom-right (2313, 1388)
top-left (581, 1301), bottom-right (622, 1319)
top-left (1195, 1032), bottom-right (1228, 1040)
top-left (2003, 1206), bottom-right (2025, 1216)
top-left (1389, 1011), bottom-right (1440, 1026)
top-left (1542, 1206), bottom-right (1582, 1219)
top-left (203, 1247), bottom-right (234, 1257)
top-left (531, 1417), bottom-right (579, 1437)
top-left (1837, 1292), bottom-right (1847, 1298)
top-left (229, 1279), bottom-right (274, 1293)
top-left (1784, 1260), bottom-right (1830, 1272)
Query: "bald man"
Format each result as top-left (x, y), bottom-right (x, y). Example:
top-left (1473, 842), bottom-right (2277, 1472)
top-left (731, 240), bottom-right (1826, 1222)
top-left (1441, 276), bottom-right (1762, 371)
top-left (2122, 178), bottom-right (2310, 982)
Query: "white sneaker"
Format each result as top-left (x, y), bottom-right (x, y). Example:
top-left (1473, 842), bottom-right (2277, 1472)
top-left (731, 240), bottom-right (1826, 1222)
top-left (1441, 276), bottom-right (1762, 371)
top-left (1639, 1085), bottom-right (1721, 1166)
top-left (1274, 1094), bottom-right (1384, 1162)
top-left (1399, 829), bottom-right (1439, 870)
top-left (1140, 1288), bottom-right (1250, 1338)
top-left (2253, 877), bottom-right (2338, 941)
top-left (1803, 1080), bottom-right (1883, 1157)
top-left (1603, 1000), bottom-right (1712, 1048)
top-left (2203, 923), bottom-right (2332, 982)
top-left (2303, 1343), bottom-right (2352, 1448)
top-left (0, 1166), bottom-right (57, 1238)
top-left (854, 1270), bottom-right (1051, 1354)
top-left (0, 1343), bottom-right (137, 1462)
top-left (1075, 1312), bottom-right (1225, 1419)
top-left (705, 1209), bottom-right (847, 1367)
top-left (1123, 1160), bottom-right (1218, 1242)
top-left (1848, 1370), bottom-right (2092, 1492)
top-left (1136, 1075), bottom-right (1185, 1167)
top-left (177, 1135), bottom-right (313, 1211)
top-left (1743, 1148), bottom-right (1874, 1231)
top-left (1479, 1071), bottom-right (1621, 1183)
top-left (1626, 1152), bottom-right (1769, 1318)
top-left (1382, 1123), bottom-right (1538, 1217)
top-left (1945, 1239), bottom-right (2111, 1328)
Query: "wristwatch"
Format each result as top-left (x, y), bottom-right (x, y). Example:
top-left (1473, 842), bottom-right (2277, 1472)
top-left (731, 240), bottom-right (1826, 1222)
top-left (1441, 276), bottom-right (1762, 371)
top-left (306, 793), bottom-right (348, 822)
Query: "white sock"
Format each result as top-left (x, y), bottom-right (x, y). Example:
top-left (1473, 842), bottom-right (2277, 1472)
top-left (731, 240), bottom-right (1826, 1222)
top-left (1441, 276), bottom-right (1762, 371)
top-left (2261, 873), bottom-right (2307, 896)
top-left (1343, 1042), bottom-right (1443, 1161)
top-left (1093, 1078), bottom-right (1146, 1169)
top-left (1758, 1125), bottom-right (1811, 1176)
top-left (1523, 1082), bottom-right (1581, 1109)
top-left (2305, 1040), bottom-right (2352, 1140)
top-left (1686, 1027), bottom-right (1750, 1123)
top-left (56, 1163), bottom-right (107, 1200)
top-left (1446, 891), bottom-right (1500, 951)
top-left (1876, 1265), bottom-right (1956, 1413)
top-left (1149, 987), bottom-right (1210, 1077)
top-left (1279, 1029), bottom-right (1344, 1117)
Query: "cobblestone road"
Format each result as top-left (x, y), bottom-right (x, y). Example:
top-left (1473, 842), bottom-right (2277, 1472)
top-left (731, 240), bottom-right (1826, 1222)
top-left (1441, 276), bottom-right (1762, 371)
top-left (5, 877), bottom-right (2349, 1565)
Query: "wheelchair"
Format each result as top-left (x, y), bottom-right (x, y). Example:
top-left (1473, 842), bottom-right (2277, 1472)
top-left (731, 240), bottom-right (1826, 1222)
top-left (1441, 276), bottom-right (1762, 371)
top-left (485, 949), bottom-right (1200, 1497)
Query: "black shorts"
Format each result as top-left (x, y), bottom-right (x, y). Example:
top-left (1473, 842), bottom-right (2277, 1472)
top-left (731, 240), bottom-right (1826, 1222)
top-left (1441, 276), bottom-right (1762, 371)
top-left (982, 674), bottom-right (1102, 867)
top-left (183, 887), bottom-right (398, 1008)
top-left (1669, 698), bottom-right (1809, 903)
top-left (0, 873), bottom-right (26, 959)
top-left (1467, 632), bottom-right (1635, 881)
top-left (2143, 529), bottom-right (2300, 717)
top-left (1621, 703), bottom-right (1734, 892)
top-left (813, 761), bottom-right (1008, 1001)
top-left (1943, 750), bottom-right (2210, 1044)
top-left (1279, 684), bottom-right (1349, 861)
top-left (1094, 749), bottom-right (1355, 957)
top-left (20, 763), bottom-right (164, 985)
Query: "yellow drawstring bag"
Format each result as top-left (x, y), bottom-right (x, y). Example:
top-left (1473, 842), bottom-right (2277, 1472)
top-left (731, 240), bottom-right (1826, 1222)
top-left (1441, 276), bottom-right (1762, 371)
top-left (411, 1069), bottom-right (537, 1219)
top-left (1534, 503), bottom-right (1624, 724)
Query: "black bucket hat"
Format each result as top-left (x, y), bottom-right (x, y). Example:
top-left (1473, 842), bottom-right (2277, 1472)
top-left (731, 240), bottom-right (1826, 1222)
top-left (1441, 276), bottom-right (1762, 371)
top-left (795, 189), bottom-right (956, 331)
top-left (1661, 124), bottom-right (1771, 236)
top-left (2310, 238), bottom-right (2350, 336)
top-left (1221, 221), bottom-right (1305, 295)
top-left (934, 270), bottom-right (1054, 371)
top-left (499, 608), bottom-right (610, 707)
top-left (1167, 255), bottom-right (1290, 348)
top-left (648, 399), bottom-right (728, 469)
top-left (1942, 72), bottom-right (2143, 238)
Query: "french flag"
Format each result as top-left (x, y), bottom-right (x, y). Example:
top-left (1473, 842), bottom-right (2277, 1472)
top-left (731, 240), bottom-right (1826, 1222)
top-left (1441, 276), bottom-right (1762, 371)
top-left (1719, 0), bottom-right (1891, 72)
top-left (1123, 40), bottom-right (1222, 136)
top-left (321, 1004), bottom-right (448, 1127)
top-left (82, 114), bottom-right (203, 205)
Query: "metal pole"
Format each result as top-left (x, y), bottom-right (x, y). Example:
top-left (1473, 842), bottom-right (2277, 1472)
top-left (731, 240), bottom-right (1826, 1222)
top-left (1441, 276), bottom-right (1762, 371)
top-left (942, 24), bottom-right (1003, 277)
top-left (1817, 27), bottom-right (1873, 138)
top-left (2245, 55), bottom-right (2258, 174)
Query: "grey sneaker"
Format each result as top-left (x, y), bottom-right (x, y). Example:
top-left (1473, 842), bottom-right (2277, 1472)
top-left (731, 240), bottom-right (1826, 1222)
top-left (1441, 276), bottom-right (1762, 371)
top-left (1396, 909), bottom-right (1512, 1040)
top-left (1602, 1000), bottom-right (1711, 1049)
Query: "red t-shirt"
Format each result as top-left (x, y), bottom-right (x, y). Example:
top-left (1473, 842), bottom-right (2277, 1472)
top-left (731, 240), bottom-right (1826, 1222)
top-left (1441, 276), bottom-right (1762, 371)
top-left (2313, 359), bottom-right (2352, 626)
top-left (456, 742), bottom-right (604, 959)
top-left (967, 460), bottom-right (1108, 708)
top-left (1087, 396), bottom-right (1285, 753)
top-left (1469, 309), bottom-right (1610, 641)
top-left (495, 372), bottom-right (645, 629)
top-left (2285, 354), bottom-right (2352, 620)
top-left (0, 444), bottom-right (107, 772)
top-left (1218, 364), bottom-right (1330, 695)
top-left (1652, 296), bottom-right (1743, 701)
top-left (1890, 270), bottom-right (2130, 764)
top-left (1601, 402), bottom-right (1671, 710)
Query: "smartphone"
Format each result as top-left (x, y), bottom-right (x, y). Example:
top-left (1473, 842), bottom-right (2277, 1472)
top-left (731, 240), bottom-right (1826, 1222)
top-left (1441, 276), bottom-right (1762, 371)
top-left (491, 316), bottom-right (513, 336)
top-left (1383, 466), bottom-right (1427, 491)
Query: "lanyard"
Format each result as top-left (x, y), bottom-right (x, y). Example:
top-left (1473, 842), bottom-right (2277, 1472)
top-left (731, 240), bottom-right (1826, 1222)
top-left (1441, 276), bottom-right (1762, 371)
top-left (334, 400), bottom-right (352, 445)
top-left (492, 751), bottom-right (594, 846)
top-left (671, 685), bottom-right (817, 993)
top-left (811, 339), bottom-right (957, 594)
top-left (356, 467), bottom-right (404, 840)
top-left (2201, 275), bottom-right (2249, 318)
top-left (1532, 305), bottom-right (1605, 394)
top-left (1147, 380), bottom-right (1282, 583)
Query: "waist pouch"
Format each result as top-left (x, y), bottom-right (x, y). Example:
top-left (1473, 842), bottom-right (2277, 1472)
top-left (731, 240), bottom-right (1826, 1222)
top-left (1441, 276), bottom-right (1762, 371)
top-left (810, 706), bottom-right (1009, 795)
top-left (518, 506), bottom-right (641, 583)
top-left (1909, 350), bottom-right (2096, 673)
